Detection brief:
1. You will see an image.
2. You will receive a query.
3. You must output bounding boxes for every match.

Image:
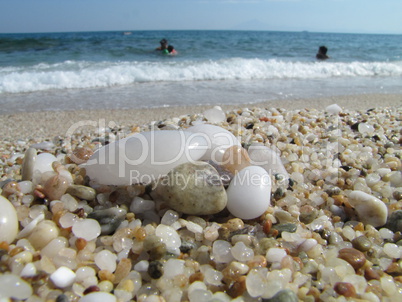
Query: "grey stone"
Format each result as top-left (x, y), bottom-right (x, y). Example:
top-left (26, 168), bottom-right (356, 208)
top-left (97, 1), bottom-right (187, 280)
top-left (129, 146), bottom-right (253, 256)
top-left (263, 289), bottom-right (298, 302)
top-left (156, 161), bottom-right (227, 215)
top-left (87, 207), bottom-right (127, 235)
top-left (66, 185), bottom-right (96, 200)
top-left (21, 148), bottom-right (37, 181)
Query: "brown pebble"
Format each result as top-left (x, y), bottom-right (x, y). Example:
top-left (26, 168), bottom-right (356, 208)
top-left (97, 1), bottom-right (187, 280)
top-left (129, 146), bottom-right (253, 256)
top-left (364, 267), bottom-right (381, 280)
top-left (134, 227), bottom-right (147, 241)
top-left (189, 272), bottom-right (204, 283)
top-left (221, 145), bottom-right (250, 174)
top-left (43, 175), bottom-right (69, 201)
top-left (0, 241), bottom-right (10, 251)
top-left (338, 248), bottom-right (366, 270)
top-left (247, 255), bottom-right (267, 268)
top-left (385, 262), bottom-right (402, 276)
top-left (98, 270), bottom-right (115, 283)
top-left (227, 276), bottom-right (247, 298)
top-left (262, 219), bottom-right (272, 234)
top-left (9, 246), bottom-right (25, 257)
top-left (75, 238), bottom-right (87, 251)
top-left (334, 282), bottom-right (356, 297)
top-left (225, 218), bottom-right (245, 232)
top-left (83, 285), bottom-right (100, 295)
top-left (113, 258), bottom-right (132, 284)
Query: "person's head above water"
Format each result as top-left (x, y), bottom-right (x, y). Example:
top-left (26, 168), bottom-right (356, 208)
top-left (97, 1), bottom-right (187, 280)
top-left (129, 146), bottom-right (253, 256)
top-left (316, 46), bottom-right (329, 60)
top-left (159, 39), bottom-right (168, 49)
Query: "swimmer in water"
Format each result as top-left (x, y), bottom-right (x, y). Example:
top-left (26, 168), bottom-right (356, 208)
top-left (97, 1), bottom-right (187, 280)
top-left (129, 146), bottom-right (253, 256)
top-left (316, 46), bottom-right (329, 60)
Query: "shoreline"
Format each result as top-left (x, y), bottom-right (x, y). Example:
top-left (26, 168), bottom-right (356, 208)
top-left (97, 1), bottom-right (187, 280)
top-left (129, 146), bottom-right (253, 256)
top-left (1, 93), bottom-right (401, 140)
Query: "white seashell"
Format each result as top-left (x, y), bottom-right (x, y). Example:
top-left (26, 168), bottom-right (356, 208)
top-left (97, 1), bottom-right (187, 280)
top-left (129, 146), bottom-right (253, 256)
top-left (348, 190), bottom-right (388, 227)
top-left (187, 124), bottom-right (241, 164)
top-left (84, 130), bottom-right (207, 185)
top-left (0, 195), bottom-right (19, 244)
top-left (226, 166), bottom-right (271, 219)
top-left (248, 143), bottom-right (289, 178)
top-left (33, 153), bottom-right (57, 174)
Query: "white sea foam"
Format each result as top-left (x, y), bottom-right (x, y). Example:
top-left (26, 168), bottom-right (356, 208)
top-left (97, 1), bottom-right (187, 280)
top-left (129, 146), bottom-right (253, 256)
top-left (1, 58), bottom-right (401, 94)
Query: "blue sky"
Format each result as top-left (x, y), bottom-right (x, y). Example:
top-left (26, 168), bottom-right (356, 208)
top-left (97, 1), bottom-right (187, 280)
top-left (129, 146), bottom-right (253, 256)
top-left (0, 0), bottom-right (401, 34)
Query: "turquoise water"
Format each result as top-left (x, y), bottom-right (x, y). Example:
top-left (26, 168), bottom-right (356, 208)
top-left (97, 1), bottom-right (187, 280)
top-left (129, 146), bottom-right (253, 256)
top-left (0, 30), bottom-right (401, 113)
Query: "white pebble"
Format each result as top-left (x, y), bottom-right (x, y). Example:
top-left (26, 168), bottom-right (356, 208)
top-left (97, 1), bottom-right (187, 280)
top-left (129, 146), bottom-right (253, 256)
top-left (212, 240), bottom-right (234, 263)
top-left (226, 166), bottom-right (271, 220)
top-left (231, 241), bottom-right (254, 262)
top-left (94, 249), bottom-right (117, 272)
top-left (33, 152), bottom-right (57, 174)
top-left (325, 103), bottom-right (342, 114)
top-left (348, 190), bottom-right (388, 227)
top-left (79, 292), bottom-right (117, 302)
top-left (134, 260), bottom-right (149, 272)
top-left (203, 267), bottom-right (223, 286)
top-left (0, 196), bottom-right (19, 244)
top-left (160, 210), bottom-right (179, 225)
top-left (266, 248), bottom-right (287, 263)
top-left (20, 263), bottom-right (37, 277)
top-left (59, 212), bottom-right (79, 228)
top-left (164, 259), bottom-right (185, 278)
top-left (50, 266), bottom-right (76, 288)
top-left (72, 218), bottom-right (101, 241)
top-left (155, 224), bottom-right (181, 255)
top-left (380, 275), bottom-right (397, 296)
top-left (203, 106), bottom-right (226, 123)
top-left (0, 273), bottom-right (32, 299)
top-left (383, 243), bottom-right (401, 259)
top-left (186, 221), bottom-right (204, 234)
top-left (130, 197), bottom-right (155, 214)
top-left (379, 228), bottom-right (394, 240)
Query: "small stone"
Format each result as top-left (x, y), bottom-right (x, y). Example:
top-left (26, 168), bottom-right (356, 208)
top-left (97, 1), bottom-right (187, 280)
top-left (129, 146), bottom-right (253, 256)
top-left (50, 266), bottom-right (76, 288)
top-left (27, 220), bottom-right (59, 250)
top-left (72, 219), bottom-right (101, 241)
top-left (148, 260), bottom-right (164, 279)
top-left (352, 235), bottom-right (372, 252)
top-left (262, 289), bottom-right (298, 302)
top-left (87, 207), bottom-right (127, 235)
top-left (334, 282), bottom-right (356, 297)
top-left (226, 165), bottom-right (271, 220)
top-left (325, 104), bottom-right (342, 115)
top-left (0, 195), bottom-right (19, 244)
top-left (70, 147), bottom-right (94, 164)
top-left (338, 248), bottom-right (366, 270)
top-left (79, 292), bottom-right (117, 302)
top-left (348, 190), bottom-right (388, 227)
top-left (43, 174), bottom-right (69, 201)
top-left (221, 145), bottom-right (251, 174)
top-left (385, 210), bottom-right (402, 233)
top-left (272, 223), bottom-right (297, 235)
top-left (66, 185), bottom-right (96, 200)
top-left (21, 147), bottom-right (37, 181)
top-left (94, 249), bottom-right (117, 272)
top-left (33, 152), bottom-right (57, 174)
top-left (156, 161), bottom-right (227, 215)
top-left (203, 106), bottom-right (226, 123)
top-left (0, 274), bottom-right (33, 299)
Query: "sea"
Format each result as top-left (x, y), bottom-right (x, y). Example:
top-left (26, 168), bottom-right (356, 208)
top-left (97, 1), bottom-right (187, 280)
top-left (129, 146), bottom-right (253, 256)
top-left (0, 30), bottom-right (401, 114)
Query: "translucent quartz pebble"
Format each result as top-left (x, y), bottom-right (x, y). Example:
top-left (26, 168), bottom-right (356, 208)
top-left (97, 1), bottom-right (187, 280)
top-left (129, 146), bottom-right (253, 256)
top-left (187, 124), bottom-right (241, 164)
top-left (358, 122), bottom-right (375, 135)
top-left (94, 249), bottom-right (117, 272)
top-left (231, 241), bottom-right (254, 262)
top-left (155, 224), bottom-right (181, 255)
top-left (50, 266), bottom-right (76, 288)
top-left (248, 143), bottom-right (289, 179)
top-left (222, 145), bottom-right (251, 174)
top-left (203, 106), bottom-right (226, 123)
top-left (27, 220), bottom-right (59, 250)
top-left (212, 240), bottom-right (234, 263)
top-left (156, 162), bottom-right (227, 215)
top-left (226, 166), bottom-right (271, 220)
top-left (72, 218), bottom-right (101, 241)
top-left (130, 197), bottom-right (155, 214)
top-left (33, 152), bottom-right (57, 174)
top-left (163, 259), bottom-right (185, 278)
top-left (21, 262), bottom-right (37, 277)
top-left (0, 273), bottom-right (32, 299)
top-left (84, 130), bottom-right (207, 185)
top-left (0, 195), bottom-right (19, 243)
top-left (266, 248), bottom-right (287, 263)
top-left (325, 103), bottom-right (342, 114)
top-left (79, 292), bottom-right (117, 302)
top-left (21, 147), bottom-right (37, 181)
top-left (348, 190), bottom-right (388, 227)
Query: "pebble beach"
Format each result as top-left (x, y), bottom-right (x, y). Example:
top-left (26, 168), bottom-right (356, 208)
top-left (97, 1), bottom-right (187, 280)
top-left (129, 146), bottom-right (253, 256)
top-left (1, 93), bottom-right (402, 302)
